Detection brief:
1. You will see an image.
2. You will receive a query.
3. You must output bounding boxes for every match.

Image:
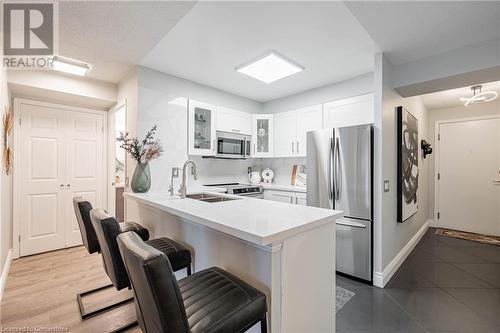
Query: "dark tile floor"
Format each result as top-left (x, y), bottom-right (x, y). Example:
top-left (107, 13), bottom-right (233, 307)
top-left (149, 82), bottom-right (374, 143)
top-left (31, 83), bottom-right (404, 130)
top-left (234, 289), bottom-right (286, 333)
top-left (336, 227), bottom-right (500, 332)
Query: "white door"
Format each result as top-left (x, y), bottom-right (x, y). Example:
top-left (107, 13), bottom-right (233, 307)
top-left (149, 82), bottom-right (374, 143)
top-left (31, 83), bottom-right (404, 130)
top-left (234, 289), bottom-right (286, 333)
top-left (216, 107), bottom-right (252, 135)
top-left (323, 93), bottom-right (374, 129)
top-left (65, 111), bottom-right (105, 246)
top-left (251, 114), bottom-right (273, 158)
top-left (19, 104), bottom-right (67, 256)
top-left (438, 117), bottom-right (500, 236)
top-left (274, 111), bottom-right (296, 157)
top-left (296, 105), bottom-right (323, 157)
top-left (17, 100), bottom-right (106, 256)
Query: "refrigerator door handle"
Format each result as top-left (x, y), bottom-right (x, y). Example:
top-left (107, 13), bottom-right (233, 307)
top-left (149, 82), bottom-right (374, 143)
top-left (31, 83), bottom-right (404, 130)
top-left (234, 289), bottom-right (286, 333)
top-left (328, 137), bottom-right (334, 200)
top-left (334, 137), bottom-right (341, 200)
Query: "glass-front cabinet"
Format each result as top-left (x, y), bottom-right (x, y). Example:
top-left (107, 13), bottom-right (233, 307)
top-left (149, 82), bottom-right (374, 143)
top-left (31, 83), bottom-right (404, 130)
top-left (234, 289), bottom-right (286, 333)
top-left (251, 114), bottom-right (273, 158)
top-left (188, 100), bottom-right (216, 156)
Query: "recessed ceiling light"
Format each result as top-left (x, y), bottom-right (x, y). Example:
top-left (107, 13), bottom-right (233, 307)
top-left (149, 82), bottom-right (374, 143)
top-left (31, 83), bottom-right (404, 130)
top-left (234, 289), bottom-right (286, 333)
top-left (52, 55), bottom-right (90, 76)
top-left (236, 52), bottom-right (304, 84)
top-left (168, 97), bottom-right (188, 107)
top-left (459, 85), bottom-right (498, 106)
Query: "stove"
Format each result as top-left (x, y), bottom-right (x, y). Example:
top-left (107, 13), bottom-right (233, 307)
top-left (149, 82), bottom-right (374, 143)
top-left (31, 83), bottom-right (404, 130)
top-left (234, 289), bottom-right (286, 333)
top-left (204, 183), bottom-right (264, 198)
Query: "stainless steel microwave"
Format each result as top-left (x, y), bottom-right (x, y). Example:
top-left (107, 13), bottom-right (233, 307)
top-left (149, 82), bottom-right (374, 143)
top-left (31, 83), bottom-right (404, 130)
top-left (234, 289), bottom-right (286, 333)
top-left (215, 131), bottom-right (251, 159)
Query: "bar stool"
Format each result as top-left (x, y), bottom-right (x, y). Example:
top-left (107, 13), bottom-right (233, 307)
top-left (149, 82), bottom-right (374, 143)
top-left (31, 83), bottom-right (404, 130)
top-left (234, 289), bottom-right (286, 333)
top-left (117, 230), bottom-right (268, 333)
top-left (90, 208), bottom-right (192, 332)
top-left (72, 197), bottom-right (150, 319)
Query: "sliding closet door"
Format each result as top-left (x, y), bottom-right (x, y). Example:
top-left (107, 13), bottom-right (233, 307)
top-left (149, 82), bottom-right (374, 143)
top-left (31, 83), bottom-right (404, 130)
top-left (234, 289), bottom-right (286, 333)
top-left (19, 104), bottom-right (67, 256)
top-left (65, 111), bottom-right (105, 247)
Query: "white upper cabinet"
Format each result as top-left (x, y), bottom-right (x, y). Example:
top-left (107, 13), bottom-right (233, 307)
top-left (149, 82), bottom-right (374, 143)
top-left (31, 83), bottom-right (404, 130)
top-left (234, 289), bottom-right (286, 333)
top-left (274, 105), bottom-right (323, 158)
top-left (274, 111), bottom-right (296, 157)
top-left (323, 93), bottom-right (374, 129)
top-left (295, 105), bottom-right (323, 157)
top-left (216, 107), bottom-right (252, 135)
top-left (252, 114), bottom-right (273, 158)
top-left (188, 100), bottom-right (216, 156)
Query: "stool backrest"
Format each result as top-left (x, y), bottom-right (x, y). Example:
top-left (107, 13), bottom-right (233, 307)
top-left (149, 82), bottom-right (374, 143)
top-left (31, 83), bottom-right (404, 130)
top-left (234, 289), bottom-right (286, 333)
top-left (90, 208), bottom-right (130, 290)
top-left (117, 231), bottom-right (190, 333)
top-left (72, 197), bottom-right (100, 254)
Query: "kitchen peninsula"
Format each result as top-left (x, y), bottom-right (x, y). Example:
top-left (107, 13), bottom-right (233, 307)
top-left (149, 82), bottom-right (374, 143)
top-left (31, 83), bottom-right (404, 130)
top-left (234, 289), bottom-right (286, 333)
top-left (125, 191), bottom-right (342, 332)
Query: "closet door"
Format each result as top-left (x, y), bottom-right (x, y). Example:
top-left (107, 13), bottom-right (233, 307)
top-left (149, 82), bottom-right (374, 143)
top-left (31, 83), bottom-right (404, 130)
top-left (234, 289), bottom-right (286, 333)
top-left (19, 104), bottom-right (67, 256)
top-left (65, 111), bottom-right (105, 247)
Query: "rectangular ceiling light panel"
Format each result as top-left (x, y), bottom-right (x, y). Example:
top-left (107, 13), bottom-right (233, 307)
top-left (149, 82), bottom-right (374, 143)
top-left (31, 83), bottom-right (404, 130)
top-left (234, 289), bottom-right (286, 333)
top-left (236, 52), bottom-right (303, 84)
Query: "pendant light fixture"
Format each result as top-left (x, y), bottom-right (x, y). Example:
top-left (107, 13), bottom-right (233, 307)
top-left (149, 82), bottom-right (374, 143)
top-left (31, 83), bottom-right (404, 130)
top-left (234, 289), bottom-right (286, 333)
top-left (459, 85), bottom-right (498, 106)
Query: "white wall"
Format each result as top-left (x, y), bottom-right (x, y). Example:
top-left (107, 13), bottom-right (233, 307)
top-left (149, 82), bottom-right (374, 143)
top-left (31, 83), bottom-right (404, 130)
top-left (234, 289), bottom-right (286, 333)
top-left (426, 101), bottom-right (500, 218)
top-left (1, 21), bottom-right (12, 275)
top-left (393, 38), bottom-right (500, 97)
top-left (374, 53), bottom-right (431, 285)
top-left (136, 67), bottom-right (263, 192)
top-left (8, 70), bottom-right (117, 110)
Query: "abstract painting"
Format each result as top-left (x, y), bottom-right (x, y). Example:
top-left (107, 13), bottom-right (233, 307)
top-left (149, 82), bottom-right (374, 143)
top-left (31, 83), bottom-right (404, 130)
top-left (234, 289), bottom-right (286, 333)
top-left (397, 106), bottom-right (418, 222)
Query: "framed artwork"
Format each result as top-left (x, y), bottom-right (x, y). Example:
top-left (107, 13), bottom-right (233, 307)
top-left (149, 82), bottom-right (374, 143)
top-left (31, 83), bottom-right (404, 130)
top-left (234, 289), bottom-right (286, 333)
top-left (397, 106), bottom-right (418, 222)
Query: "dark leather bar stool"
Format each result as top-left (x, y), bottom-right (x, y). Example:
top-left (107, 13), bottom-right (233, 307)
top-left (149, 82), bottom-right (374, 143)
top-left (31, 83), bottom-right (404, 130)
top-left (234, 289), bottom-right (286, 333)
top-left (72, 197), bottom-right (150, 319)
top-left (117, 231), bottom-right (268, 333)
top-left (90, 208), bottom-right (192, 332)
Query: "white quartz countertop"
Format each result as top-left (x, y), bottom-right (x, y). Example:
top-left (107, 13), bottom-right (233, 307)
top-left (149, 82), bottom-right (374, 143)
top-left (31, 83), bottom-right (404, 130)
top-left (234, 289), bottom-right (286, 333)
top-left (261, 183), bottom-right (307, 193)
top-left (125, 190), bottom-right (342, 246)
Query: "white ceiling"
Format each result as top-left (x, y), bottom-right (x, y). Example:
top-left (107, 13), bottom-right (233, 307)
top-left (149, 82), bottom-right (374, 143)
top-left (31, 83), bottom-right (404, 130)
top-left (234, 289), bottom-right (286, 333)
top-left (421, 81), bottom-right (500, 110)
top-left (344, 1), bottom-right (500, 66)
top-left (53, 1), bottom-right (500, 103)
top-left (58, 1), bottom-right (196, 83)
top-left (140, 1), bottom-right (379, 102)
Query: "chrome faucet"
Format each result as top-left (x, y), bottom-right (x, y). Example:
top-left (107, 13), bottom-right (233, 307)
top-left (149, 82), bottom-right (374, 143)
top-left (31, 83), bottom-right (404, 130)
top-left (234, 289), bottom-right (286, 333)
top-left (179, 160), bottom-right (198, 198)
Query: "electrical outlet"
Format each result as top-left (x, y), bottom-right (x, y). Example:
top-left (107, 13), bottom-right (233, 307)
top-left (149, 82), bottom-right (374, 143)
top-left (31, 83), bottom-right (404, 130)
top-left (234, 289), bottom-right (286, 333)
top-left (172, 167), bottom-right (179, 178)
top-left (384, 180), bottom-right (390, 192)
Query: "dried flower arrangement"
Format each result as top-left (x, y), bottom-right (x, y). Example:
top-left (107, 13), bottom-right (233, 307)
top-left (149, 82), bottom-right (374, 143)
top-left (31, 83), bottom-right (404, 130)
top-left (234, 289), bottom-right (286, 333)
top-left (117, 125), bottom-right (164, 163)
top-left (3, 106), bottom-right (13, 175)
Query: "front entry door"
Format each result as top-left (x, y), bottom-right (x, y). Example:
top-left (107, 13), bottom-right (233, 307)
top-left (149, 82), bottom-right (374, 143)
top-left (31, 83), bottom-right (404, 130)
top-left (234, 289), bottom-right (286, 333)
top-left (18, 100), bottom-right (106, 256)
top-left (438, 117), bottom-right (500, 236)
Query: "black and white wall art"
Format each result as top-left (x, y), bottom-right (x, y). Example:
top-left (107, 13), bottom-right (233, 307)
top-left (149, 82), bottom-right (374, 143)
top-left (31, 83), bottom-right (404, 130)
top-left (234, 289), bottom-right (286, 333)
top-left (397, 106), bottom-right (418, 222)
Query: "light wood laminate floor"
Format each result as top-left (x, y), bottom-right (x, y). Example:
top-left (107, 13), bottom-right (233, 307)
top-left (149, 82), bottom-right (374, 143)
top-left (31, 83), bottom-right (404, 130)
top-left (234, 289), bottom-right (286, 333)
top-left (1, 246), bottom-right (141, 332)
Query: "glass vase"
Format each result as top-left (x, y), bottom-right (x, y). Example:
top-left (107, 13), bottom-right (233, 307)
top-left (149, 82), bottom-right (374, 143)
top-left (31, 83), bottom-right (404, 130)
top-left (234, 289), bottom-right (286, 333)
top-left (131, 162), bottom-right (151, 193)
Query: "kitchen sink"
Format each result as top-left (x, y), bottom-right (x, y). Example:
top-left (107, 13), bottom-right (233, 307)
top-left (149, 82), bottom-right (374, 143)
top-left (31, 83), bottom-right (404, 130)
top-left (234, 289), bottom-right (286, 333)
top-left (185, 193), bottom-right (240, 203)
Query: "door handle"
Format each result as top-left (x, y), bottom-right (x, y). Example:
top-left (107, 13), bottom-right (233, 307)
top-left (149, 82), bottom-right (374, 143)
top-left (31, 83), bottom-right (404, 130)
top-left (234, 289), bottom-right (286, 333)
top-left (66, 184), bottom-right (71, 189)
top-left (292, 142), bottom-right (294, 155)
top-left (60, 184), bottom-right (64, 190)
top-left (328, 138), bottom-right (334, 200)
top-left (297, 141), bottom-right (299, 154)
top-left (334, 137), bottom-right (341, 200)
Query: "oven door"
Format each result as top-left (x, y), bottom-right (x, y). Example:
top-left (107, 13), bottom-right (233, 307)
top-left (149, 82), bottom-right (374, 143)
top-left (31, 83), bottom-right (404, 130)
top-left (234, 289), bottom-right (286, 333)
top-left (216, 132), bottom-right (251, 158)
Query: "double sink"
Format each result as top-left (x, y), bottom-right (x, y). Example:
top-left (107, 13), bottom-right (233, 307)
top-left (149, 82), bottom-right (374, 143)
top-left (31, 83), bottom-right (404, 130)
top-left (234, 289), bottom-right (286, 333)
top-left (185, 193), bottom-right (240, 203)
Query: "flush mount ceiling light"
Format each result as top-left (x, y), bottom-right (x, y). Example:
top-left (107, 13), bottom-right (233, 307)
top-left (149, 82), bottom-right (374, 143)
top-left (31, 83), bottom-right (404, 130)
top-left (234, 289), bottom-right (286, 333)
top-left (459, 85), bottom-right (498, 106)
top-left (236, 51), bottom-right (304, 84)
top-left (52, 55), bottom-right (90, 76)
top-left (168, 97), bottom-right (188, 107)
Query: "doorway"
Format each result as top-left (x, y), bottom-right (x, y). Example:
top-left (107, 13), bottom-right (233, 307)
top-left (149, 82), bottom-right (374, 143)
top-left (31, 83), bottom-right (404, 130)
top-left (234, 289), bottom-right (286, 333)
top-left (108, 101), bottom-right (126, 222)
top-left (436, 116), bottom-right (500, 236)
top-left (13, 99), bottom-right (107, 257)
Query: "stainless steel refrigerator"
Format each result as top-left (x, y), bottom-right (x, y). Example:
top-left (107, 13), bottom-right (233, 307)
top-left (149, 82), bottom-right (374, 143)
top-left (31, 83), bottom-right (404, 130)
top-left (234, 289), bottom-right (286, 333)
top-left (306, 124), bottom-right (373, 282)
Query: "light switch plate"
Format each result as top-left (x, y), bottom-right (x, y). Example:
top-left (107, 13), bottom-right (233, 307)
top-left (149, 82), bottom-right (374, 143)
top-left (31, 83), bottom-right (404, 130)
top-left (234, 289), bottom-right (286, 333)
top-left (384, 180), bottom-right (390, 192)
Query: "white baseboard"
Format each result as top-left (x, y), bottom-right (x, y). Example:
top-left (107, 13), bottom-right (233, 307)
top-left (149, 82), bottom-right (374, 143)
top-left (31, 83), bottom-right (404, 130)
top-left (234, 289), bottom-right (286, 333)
top-left (373, 220), bottom-right (430, 288)
top-left (427, 219), bottom-right (438, 228)
top-left (0, 249), bottom-right (14, 302)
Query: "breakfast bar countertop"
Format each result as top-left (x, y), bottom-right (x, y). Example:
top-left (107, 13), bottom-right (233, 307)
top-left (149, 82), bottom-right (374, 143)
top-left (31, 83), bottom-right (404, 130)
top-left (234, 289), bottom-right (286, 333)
top-left (125, 190), bottom-right (342, 246)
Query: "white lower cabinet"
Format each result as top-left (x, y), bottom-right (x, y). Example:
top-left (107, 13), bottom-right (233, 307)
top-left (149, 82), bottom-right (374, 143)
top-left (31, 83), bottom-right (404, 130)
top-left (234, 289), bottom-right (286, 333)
top-left (263, 189), bottom-right (306, 205)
